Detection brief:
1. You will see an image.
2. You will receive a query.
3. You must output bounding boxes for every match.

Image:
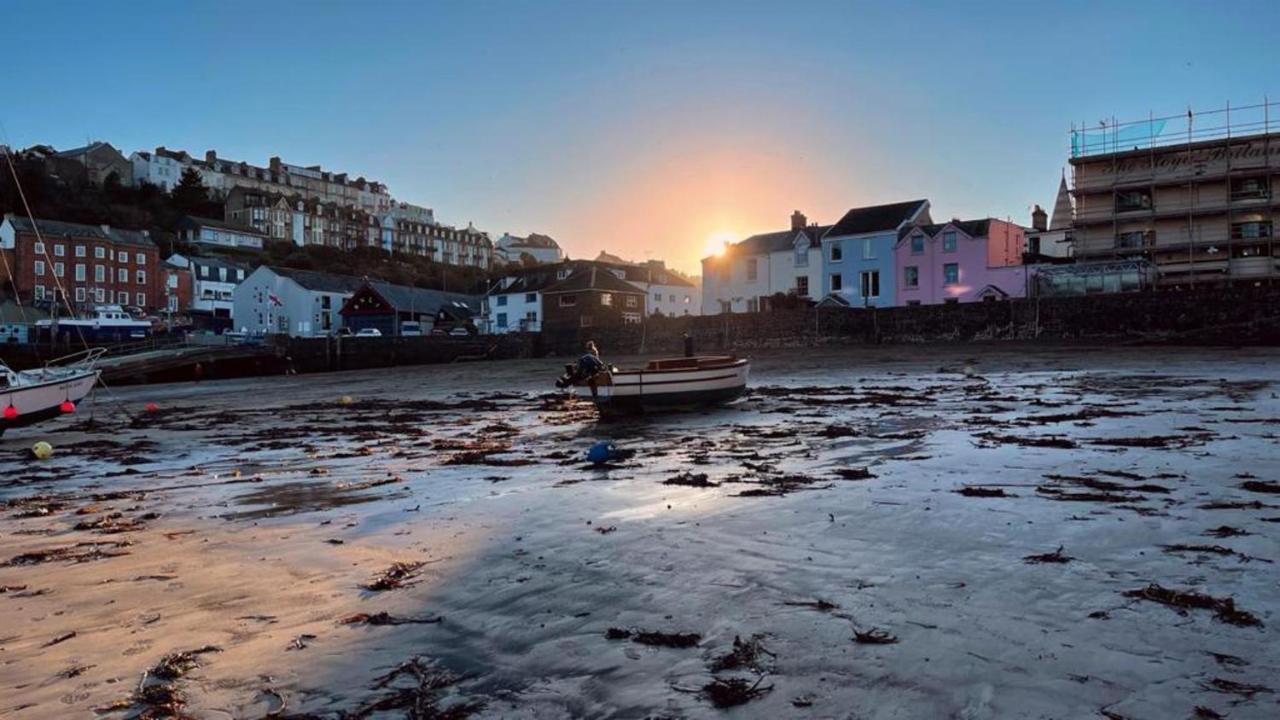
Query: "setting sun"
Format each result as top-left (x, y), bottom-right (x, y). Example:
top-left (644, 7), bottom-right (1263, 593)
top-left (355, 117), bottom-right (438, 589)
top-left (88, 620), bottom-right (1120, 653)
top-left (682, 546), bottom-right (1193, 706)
top-left (704, 230), bottom-right (736, 258)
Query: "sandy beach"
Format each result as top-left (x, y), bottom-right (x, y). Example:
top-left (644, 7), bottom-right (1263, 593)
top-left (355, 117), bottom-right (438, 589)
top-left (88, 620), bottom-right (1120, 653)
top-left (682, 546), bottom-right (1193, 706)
top-left (2, 345), bottom-right (1278, 719)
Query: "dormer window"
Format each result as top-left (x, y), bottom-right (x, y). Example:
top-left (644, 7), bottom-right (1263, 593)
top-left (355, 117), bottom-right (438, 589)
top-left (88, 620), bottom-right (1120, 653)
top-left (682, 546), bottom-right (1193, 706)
top-left (557, 268), bottom-right (570, 280)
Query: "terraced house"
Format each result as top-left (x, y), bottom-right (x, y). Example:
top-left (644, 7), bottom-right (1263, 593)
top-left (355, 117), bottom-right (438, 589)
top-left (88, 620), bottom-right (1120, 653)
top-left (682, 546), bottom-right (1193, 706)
top-left (820, 199), bottom-right (931, 307)
top-left (894, 219), bottom-right (1029, 305)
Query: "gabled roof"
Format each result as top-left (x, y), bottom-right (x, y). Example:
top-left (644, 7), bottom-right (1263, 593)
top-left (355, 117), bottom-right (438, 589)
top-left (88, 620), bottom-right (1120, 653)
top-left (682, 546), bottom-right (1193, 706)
top-left (4, 214), bottom-right (156, 248)
top-left (364, 282), bottom-right (480, 316)
top-left (187, 255), bottom-right (250, 273)
top-left (542, 265), bottom-right (646, 295)
top-left (898, 219), bottom-right (993, 241)
top-left (827, 199), bottom-right (929, 238)
top-left (266, 266), bottom-right (368, 294)
top-left (733, 225), bottom-right (831, 256)
top-left (52, 141), bottom-right (115, 158)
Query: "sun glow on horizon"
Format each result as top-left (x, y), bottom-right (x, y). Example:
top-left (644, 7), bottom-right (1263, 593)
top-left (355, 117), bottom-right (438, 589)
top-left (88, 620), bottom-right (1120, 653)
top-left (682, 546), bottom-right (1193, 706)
top-left (704, 230), bottom-right (736, 259)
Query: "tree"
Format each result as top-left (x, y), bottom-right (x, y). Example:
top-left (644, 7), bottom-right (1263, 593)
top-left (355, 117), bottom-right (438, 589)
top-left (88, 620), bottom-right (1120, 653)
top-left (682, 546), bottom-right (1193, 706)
top-left (170, 167), bottom-right (209, 214)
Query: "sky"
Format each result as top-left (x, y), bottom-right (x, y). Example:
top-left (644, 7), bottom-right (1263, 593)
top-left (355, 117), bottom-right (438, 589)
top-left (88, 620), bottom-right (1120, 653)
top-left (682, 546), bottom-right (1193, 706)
top-left (4, 1), bottom-right (1280, 275)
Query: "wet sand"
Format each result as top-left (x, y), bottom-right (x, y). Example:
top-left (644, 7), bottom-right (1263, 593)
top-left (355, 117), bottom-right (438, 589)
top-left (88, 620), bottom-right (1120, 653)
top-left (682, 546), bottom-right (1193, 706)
top-left (2, 345), bottom-right (1279, 719)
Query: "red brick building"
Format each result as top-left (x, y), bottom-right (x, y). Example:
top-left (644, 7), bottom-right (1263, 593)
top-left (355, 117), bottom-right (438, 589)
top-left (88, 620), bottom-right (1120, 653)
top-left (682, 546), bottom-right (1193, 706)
top-left (160, 261), bottom-right (194, 314)
top-left (0, 214), bottom-right (162, 311)
top-left (541, 265), bottom-right (647, 330)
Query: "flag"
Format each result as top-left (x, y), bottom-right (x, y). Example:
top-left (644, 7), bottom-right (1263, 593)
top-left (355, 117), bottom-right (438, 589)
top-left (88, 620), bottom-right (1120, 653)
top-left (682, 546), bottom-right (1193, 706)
top-left (268, 292), bottom-right (283, 307)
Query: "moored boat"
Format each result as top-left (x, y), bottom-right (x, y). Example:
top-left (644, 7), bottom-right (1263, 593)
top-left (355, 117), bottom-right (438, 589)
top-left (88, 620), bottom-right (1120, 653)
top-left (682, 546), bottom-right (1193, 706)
top-left (557, 355), bottom-right (750, 412)
top-left (1, 349), bottom-right (102, 436)
top-left (35, 305), bottom-right (151, 342)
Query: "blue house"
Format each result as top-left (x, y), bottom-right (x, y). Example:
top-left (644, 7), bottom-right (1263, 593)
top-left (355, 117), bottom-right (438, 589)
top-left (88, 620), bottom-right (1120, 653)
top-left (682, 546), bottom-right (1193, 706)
top-left (820, 199), bottom-right (931, 307)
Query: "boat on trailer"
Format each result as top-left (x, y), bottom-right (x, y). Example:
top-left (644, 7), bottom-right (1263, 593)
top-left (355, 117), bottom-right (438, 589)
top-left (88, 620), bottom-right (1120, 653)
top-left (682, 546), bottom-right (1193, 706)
top-left (558, 355), bottom-right (750, 412)
top-left (0, 348), bottom-right (103, 436)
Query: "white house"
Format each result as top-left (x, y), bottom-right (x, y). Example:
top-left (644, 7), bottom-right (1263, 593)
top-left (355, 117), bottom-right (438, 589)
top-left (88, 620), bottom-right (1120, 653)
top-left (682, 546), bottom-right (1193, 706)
top-left (483, 264), bottom-right (567, 333)
top-left (129, 150), bottom-right (184, 191)
top-left (609, 261), bottom-right (700, 316)
top-left (177, 216), bottom-right (267, 250)
top-left (232, 266), bottom-right (365, 336)
top-left (701, 211), bottom-right (827, 314)
top-left (494, 233), bottom-right (563, 265)
top-left (169, 254), bottom-right (250, 318)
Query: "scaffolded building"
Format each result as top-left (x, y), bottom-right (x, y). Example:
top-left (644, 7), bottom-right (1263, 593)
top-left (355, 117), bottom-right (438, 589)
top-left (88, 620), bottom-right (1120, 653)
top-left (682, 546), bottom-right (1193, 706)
top-left (1069, 100), bottom-right (1280, 286)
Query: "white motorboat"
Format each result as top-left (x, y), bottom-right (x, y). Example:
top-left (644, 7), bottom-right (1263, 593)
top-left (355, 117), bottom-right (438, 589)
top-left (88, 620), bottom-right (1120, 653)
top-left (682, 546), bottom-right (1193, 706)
top-left (0, 348), bottom-right (103, 436)
top-left (35, 305), bottom-right (151, 342)
top-left (557, 355), bottom-right (750, 412)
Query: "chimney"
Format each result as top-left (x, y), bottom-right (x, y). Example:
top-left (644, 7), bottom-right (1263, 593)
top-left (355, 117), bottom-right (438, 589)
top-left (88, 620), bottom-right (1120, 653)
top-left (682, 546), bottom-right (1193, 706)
top-left (205, 150), bottom-right (216, 164)
top-left (791, 210), bottom-right (807, 231)
top-left (269, 156), bottom-right (282, 173)
top-left (1031, 204), bottom-right (1047, 231)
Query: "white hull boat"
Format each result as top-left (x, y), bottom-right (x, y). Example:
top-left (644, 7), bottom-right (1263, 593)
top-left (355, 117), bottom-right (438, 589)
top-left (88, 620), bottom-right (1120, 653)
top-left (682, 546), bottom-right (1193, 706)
top-left (1, 349), bottom-right (102, 436)
top-left (558, 355), bottom-right (749, 412)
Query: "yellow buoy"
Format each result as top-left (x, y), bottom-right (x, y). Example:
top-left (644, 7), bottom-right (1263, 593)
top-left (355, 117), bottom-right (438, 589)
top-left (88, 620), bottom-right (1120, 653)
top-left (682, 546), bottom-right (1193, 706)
top-left (339, 395), bottom-right (355, 406)
top-left (31, 441), bottom-right (53, 460)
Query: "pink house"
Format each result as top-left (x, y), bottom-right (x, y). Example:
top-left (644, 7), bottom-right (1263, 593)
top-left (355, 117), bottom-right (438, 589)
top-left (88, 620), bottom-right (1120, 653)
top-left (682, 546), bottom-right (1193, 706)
top-left (894, 219), bottom-right (1029, 305)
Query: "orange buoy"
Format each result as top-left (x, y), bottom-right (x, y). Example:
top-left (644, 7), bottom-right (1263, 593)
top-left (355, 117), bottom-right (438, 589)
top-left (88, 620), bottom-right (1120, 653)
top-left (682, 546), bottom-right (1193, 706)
top-left (60, 400), bottom-right (76, 413)
top-left (3, 404), bottom-right (17, 420)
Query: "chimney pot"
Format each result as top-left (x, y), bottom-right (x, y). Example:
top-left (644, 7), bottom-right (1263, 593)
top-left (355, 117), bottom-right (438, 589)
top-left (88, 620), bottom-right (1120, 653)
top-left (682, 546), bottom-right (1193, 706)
top-left (1031, 204), bottom-right (1048, 231)
top-left (790, 210), bottom-right (807, 231)
top-left (205, 150), bottom-right (216, 164)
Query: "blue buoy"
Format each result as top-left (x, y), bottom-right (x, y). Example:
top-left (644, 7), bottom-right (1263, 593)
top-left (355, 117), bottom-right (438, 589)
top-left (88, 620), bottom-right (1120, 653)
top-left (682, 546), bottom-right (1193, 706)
top-left (587, 441), bottom-right (614, 464)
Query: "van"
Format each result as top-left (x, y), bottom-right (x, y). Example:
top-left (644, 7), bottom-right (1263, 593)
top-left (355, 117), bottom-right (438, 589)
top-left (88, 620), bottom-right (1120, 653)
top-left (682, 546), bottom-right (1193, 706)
top-left (400, 321), bottom-right (423, 337)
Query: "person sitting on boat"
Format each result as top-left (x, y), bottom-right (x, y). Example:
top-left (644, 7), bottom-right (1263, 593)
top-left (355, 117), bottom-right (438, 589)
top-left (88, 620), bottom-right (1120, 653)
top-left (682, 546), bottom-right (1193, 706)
top-left (556, 342), bottom-right (609, 396)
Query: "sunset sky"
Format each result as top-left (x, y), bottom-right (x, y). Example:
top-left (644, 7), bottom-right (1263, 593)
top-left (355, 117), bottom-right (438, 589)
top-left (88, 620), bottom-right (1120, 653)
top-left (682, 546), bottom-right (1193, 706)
top-left (5, 1), bottom-right (1279, 274)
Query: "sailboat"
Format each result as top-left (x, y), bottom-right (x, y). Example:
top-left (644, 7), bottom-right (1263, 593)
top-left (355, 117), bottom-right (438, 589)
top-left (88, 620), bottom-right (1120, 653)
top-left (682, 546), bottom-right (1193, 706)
top-left (0, 348), bottom-right (102, 436)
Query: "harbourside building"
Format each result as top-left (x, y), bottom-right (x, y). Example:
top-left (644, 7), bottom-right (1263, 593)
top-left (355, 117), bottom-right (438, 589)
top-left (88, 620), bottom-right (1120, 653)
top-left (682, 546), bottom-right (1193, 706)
top-left (821, 199), bottom-right (932, 307)
top-left (167, 254), bottom-right (250, 319)
top-left (177, 216), bottom-right (267, 251)
top-left (541, 264), bottom-right (646, 331)
top-left (232, 266), bottom-right (365, 336)
top-left (1069, 100), bottom-right (1280, 285)
top-left (339, 281), bottom-right (481, 336)
top-left (701, 211), bottom-right (829, 314)
top-left (0, 214), bottom-right (162, 311)
top-left (894, 218), bottom-right (1030, 305)
top-left (41, 142), bottom-right (133, 187)
top-left (494, 233), bottom-right (563, 266)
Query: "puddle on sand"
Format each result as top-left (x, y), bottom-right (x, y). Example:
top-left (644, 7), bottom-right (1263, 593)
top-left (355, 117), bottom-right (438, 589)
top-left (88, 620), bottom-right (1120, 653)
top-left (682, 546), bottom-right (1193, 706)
top-left (226, 480), bottom-right (410, 520)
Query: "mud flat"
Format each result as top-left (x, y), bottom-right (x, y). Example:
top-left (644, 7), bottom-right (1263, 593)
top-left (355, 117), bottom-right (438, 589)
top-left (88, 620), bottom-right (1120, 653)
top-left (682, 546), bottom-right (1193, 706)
top-left (1, 346), bottom-right (1278, 719)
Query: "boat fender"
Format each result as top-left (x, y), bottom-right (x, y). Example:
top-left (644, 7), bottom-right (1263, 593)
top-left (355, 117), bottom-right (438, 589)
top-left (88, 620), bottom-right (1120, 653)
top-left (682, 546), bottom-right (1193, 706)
top-left (587, 441), bottom-right (615, 464)
top-left (31, 441), bottom-right (53, 460)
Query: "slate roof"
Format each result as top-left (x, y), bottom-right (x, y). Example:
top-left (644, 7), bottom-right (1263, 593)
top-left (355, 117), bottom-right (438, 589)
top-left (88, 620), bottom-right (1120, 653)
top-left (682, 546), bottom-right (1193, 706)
top-left (827, 200), bottom-right (929, 238)
top-left (734, 225), bottom-right (832, 256)
top-left (543, 266), bottom-right (646, 295)
top-left (5, 214), bottom-right (156, 248)
top-left (364, 282), bottom-right (480, 316)
top-left (269, 266), bottom-right (369, 294)
top-left (897, 219), bottom-right (993, 241)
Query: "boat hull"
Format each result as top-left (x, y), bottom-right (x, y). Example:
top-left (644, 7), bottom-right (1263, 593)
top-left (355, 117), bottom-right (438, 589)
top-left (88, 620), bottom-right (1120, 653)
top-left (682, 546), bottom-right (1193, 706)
top-left (578, 357), bottom-right (750, 412)
top-left (0, 370), bottom-right (98, 432)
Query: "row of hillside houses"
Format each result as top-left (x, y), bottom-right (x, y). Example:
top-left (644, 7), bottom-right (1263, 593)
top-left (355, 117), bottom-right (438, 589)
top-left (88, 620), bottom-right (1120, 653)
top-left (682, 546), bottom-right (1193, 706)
top-left (482, 259), bottom-right (700, 333)
top-left (11, 141), bottom-right (510, 270)
top-left (702, 191), bottom-right (1073, 313)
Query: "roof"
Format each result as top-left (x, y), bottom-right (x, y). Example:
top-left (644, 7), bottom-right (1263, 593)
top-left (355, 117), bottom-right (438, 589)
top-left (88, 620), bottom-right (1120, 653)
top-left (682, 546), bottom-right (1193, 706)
top-left (0, 299), bottom-right (51, 324)
top-left (52, 141), bottom-right (114, 158)
top-left (605, 262), bottom-right (696, 288)
top-left (827, 199), bottom-right (929, 238)
top-left (187, 255), bottom-right (251, 272)
top-left (182, 215), bottom-right (267, 237)
top-left (542, 266), bottom-right (646, 295)
top-left (733, 224), bottom-right (831, 256)
top-left (267, 266), bottom-right (368, 294)
top-left (365, 282), bottom-right (480, 316)
top-left (594, 251), bottom-right (632, 265)
top-left (898, 219), bottom-right (993, 241)
top-left (4, 214), bottom-right (156, 249)
top-left (1049, 176), bottom-right (1073, 231)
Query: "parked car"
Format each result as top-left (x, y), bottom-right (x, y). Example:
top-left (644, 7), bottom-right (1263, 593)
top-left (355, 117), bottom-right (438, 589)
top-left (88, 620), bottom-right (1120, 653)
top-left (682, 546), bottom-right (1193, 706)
top-left (448, 326), bottom-right (470, 337)
top-left (334, 327), bottom-right (354, 337)
top-left (356, 328), bottom-right (383, 337)
top-left (400, 321), bottom-right (423, 337)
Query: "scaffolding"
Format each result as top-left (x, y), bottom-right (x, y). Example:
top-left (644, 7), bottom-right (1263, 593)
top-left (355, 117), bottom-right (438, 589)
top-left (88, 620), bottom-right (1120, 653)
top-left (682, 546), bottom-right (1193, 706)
top-left (1068, 98), bottom-right (1279, 287)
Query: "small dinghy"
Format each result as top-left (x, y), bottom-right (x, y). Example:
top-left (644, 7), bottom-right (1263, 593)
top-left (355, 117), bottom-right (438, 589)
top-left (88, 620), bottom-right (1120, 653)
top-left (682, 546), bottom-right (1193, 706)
top-left (1, 349), bottom-right (103, 436)
top-left (557, 355), bottom-right (749, 412)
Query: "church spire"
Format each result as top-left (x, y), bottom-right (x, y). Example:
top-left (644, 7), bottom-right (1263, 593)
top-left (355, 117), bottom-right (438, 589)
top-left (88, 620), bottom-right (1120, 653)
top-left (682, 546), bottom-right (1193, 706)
top-left (1048, 172), bottom-right (1073, 230)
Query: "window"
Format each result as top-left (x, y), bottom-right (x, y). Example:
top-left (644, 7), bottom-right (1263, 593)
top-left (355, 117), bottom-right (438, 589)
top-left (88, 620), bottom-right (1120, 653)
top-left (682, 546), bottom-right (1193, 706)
top-left (1115, 189), bottom-right (1153, 212)
top-left (496, 295), bottom-right (508, 306)
top-left (796, 276), bottom-right (809, 296)
top-left (34, 260), bottom-right (45, 276)
top-left (54, 262), bottom-right (64, 277)
top-left (830, 242), bottom-right (842, 262)
top-left (559, 294), bottom-right (577, 307)
top-left (622, 312), bottom-right (641, 324)
top-left (719, 300), bottom-right (731, 313)
top-left (95, 265), bottom-right (105, 282)
top-left (795, 244), bottom-right (808, 267)
top-left (1231, 221), bottom-right (1272, 240)
top-left (862, 238), bottom-right (875, 260)
top-left (600, 293), bottom-right (613, 307)
top-left (910, 235), bottom-right (925, 254)
top-left (321, 296), bottom-right (332, 310)
top-left (831, 273), bottom-right (843, 292)
top-left (75, 287), bottom-right (86, 302)
top-left (904, 266), bottom-right (919, 288)
top-left (118, 291), bottom-right (128, 303)
top-left (746, 298), bottom-right (758, 313)
top-left (95, 288), bottom-right (105, 303)
top-left (625, 295), bottom-right (637, 308)
top-left (75, 245), bottom-right (86, 258)
top-left (525, 311), bottom-right (537, 322)
top-left (497, 312), bottom-right (508, 328)
top-left (136, 293), bottom-right (145, 307)
top-left (1231, 177), bottom-right (1270, 201)
top-left (34, 242), bottom-right (44, 254)
top-left (54, 244), bottom-right (65, 257)
top-left (556, 268), bottom-right (570, 280)
top-left (943, 263), bottom-right (959, 285)
top-left (137, 270), bottom-right (146, 285)
top-left (119, 268), bottom-right (128, 282)
top-left (95, 247), bottom-right (105, 259)
top-left (34, 285), bottom-right (46, 300)
top-left (654, 292), bottom-right (662, 302)
top-left (942, 231), bottom-right (957, 252)
top-left (525, 293), bottom-right (536, 303)
top-left (860, 270), bottom-right (880, 298)
top-left (1116, 231), bottom-right (1149, 249)
top-left (75, 264), bottom-right (85, 281)
top-left (746, 258), bottom-right (758, 282)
